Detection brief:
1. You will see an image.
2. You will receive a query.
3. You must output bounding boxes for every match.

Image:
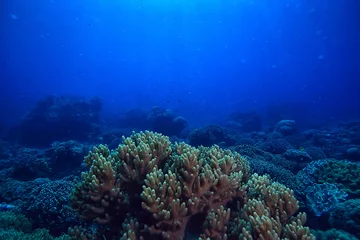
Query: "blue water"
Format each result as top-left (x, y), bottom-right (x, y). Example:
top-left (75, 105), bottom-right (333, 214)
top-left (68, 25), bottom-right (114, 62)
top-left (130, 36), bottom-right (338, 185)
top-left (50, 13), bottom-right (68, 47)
top-left (1, 0), bottom-right (360, 239)
top-left (2, 0), bottom-right (359, 127)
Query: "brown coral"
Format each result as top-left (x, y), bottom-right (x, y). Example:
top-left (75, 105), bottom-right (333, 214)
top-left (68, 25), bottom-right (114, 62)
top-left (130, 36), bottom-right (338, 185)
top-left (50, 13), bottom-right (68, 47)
top-left (70, 131), bottom-right (172, 234)
top-left (229, 174), bottom-right (314, 240)
top-left (70, 131), bottom-right (313, 240)
top-left (140, 143), bottom-right (250, 239)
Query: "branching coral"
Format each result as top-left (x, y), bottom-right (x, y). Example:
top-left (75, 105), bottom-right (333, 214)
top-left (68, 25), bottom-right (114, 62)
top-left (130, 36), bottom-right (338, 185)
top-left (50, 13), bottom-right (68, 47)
top-left (70, 131), bottom-right (313, 240)
top-left (200, 206), bottom-right (231, 240)
top-left (71, 131), bottom-right (171, 233)
top-left (140, 142), bottom-right (250, 239)
top-left (228, 174), bottom-right (314, 240)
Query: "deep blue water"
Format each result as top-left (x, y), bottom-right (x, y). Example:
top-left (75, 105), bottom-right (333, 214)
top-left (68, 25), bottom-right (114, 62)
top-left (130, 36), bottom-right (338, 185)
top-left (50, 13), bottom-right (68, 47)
top-left (1, 1), bottom-right (360, 239)
top-left (1, 0), bottom-right (359, 128)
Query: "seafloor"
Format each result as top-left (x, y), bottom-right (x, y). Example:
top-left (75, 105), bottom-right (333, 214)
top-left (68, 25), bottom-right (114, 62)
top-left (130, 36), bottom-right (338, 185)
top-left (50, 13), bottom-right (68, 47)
top-left (0, 95), bottom-right (359, 239)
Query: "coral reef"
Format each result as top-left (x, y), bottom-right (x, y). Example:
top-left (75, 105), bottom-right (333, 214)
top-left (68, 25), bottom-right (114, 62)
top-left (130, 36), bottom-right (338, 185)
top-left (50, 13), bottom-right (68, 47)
top-left (114, 107), bottom-right (188, 138)
top-left (0, 211), bottom-right (70, 239)
top-left (228, 174), bottom-right (314, 239)
top-left (24, 179), bottom-right (77, 236)
top-left (283, 149), bottom-right (312, 163)
top-left (188, 125), bottom-right (237, 147)
top-left (7, 148), bottom-right (51, 181)
top-left (45, 140), bottom-right (88, 177)
top-left (147, 106), bottom-right (188, 137)
top-left (7, 95), bottom-right (102, 147)
top-left (118, 108), bottom-right (150, 130)
top-left (329, 199), bottom-right (360, 238)
top-left (0, 177), bottom-right (77, 236)
top-left (226, 111), bottom-right (262, 132)
top-left (314, 160), bottom-right (360, 198)
top-left (313, 228), bottom-right (358, 240)
top-left (69, 131), bottom-right (313, 239)
top-left (305, 183), bottom-right (348, 217)
top-left (258, 138), bottom-right (293, 154)
top-left (1, 95), bottom-right (360, 239)
top-left (296, 159), bottom-right (354, 216)
top-left (303, 147), bottom-right (326, 160)
top-left (274, 120), bottom-right (297, 136)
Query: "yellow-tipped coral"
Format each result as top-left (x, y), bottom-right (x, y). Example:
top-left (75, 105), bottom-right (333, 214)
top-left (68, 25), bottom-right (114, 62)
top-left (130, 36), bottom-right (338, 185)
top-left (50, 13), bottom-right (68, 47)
top-left (69, 131), bottom-right (313, 240)
top-left (139, 143), bottom-right (251, 239)
top-left (229, 174), bottom-right (314, 240)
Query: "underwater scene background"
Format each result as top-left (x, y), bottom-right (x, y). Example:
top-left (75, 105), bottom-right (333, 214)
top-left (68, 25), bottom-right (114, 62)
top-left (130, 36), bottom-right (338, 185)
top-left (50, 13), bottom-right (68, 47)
top-left (1, 0), bottom-right (360, 239)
